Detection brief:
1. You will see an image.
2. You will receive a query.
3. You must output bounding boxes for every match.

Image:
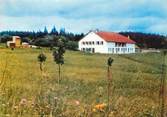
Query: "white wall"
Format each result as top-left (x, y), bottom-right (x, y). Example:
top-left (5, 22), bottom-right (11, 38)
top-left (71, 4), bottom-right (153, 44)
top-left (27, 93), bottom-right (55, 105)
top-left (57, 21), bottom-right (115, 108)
top-left (126, 44), bottom-right (135, 53)
top-left (107, 43), bottom-right (135, 54)
top-left (79, 32), bottom-right (108, 53)
top-left (106, 42), bottom-right (115, 53)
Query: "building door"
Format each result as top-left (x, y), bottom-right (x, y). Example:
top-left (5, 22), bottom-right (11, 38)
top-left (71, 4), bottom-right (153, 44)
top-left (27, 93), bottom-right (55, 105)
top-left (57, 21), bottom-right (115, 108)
top-left (92, 48), bottom-right (95, 53)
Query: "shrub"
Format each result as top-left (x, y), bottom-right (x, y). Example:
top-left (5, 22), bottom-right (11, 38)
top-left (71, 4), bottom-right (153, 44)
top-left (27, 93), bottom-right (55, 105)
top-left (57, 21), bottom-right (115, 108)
top-left (66, 41), bottom-right (78, 51)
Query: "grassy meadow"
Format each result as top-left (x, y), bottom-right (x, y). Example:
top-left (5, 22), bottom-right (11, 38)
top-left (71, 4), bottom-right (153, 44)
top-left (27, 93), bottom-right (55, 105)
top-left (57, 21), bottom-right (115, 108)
top-left (0, 47), bottom-right (166, 117)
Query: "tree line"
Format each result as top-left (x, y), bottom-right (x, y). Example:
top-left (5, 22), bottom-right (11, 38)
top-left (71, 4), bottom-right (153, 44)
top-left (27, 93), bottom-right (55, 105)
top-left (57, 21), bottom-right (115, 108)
top-left (120, 32), bottom-right (167, 49)
top-left (0, 26), bottom-right (167, 49)
top-left (0, 26), bottom-right (84, 50)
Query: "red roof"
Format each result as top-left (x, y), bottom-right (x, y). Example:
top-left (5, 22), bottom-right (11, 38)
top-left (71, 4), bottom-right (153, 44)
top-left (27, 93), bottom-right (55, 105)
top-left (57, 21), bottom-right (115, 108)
top-left (96, 31), bottom-right (135, 44)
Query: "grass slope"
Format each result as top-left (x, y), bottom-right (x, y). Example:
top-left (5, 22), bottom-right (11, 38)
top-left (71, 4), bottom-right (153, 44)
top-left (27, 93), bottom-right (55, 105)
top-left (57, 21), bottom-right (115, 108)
top-left (0, 48), bottom-right (166, 117)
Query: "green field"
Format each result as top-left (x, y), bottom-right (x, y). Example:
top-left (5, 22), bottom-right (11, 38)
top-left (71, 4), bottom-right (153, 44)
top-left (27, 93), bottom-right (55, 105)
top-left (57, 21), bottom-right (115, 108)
top-left (0, 48), bottom-right (166, 117)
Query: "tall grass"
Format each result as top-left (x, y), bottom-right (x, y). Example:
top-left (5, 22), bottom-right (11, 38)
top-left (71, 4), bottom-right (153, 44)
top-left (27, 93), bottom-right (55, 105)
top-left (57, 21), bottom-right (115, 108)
top-left (0, 48), bottom-right (166, 116)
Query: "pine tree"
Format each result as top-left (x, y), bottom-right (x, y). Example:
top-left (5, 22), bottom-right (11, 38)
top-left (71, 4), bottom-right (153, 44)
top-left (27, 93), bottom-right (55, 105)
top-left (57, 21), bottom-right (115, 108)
top-left (59, 28), bottom-right (65, 36)
top-left (50, 26), bottom-right (58, 35)
top-left (44, 26), bottom-right (48, 35)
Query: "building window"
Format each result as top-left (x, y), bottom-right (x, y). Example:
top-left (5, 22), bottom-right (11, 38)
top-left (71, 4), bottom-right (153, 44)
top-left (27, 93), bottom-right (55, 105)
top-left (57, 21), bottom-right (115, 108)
top-left (115, 43), bottom-right (118, 47)
top-left (87, 48), bottom-right (89, 51)
top-left (101, 41), bottom-right (103, 45)
top-left (82, 42), bottom-right (85, 45)
top-left (108, 48), bottom-right (114, 53)
top-left (86, 42), bottom-right (88, 45)
top-left (112, 48), bottom-right (114, 53)
top-left (115, 43), bottom-right (126, 47)
top-left (89, 41), bottom-right (91, 45)
top-left (96, 41), bottom-right (100, 45)
top-left (122, 43), bottom-right (126, 47)
top-left (115, 48), bottom-right (118, 53)
top-left (92, 41), bottom-right (94, 45)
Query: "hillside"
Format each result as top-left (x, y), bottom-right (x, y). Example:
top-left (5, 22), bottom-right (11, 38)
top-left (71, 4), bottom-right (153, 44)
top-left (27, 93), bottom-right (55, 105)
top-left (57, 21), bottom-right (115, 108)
top-left (0, 48), bottom-right (166, 116)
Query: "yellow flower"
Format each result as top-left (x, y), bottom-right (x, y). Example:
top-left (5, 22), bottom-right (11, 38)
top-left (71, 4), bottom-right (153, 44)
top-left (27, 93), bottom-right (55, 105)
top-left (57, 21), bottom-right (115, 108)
top-left (94, 103), bottom-right (106, 111)
top-left (93, 108), bottom-right (96, 112)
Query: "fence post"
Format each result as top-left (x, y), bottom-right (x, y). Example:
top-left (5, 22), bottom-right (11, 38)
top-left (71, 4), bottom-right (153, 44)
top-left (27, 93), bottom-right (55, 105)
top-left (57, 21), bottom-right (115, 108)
top-left (107, 57), bottom-right (113, 115)
top-left (160, 50), bottom-right (167, 117)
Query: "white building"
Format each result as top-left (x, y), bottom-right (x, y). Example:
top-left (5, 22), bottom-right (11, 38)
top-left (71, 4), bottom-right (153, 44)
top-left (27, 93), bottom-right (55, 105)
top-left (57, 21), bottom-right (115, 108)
top-left (7, 36), bottom-right (21, 48)
top-left (78, 31), bottom-right (136, 54)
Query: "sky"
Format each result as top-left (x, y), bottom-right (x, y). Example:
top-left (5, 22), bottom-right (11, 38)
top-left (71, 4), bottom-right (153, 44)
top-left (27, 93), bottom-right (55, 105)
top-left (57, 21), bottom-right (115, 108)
top-left (0, 0), bottom-right (167, 34)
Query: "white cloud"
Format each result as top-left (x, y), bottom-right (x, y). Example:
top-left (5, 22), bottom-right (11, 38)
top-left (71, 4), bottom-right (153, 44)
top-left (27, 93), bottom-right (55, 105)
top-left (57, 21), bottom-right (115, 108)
top-left (0, 0), bottom-right (167, 34)
top-left (1, 15), bottom-right (165, 33)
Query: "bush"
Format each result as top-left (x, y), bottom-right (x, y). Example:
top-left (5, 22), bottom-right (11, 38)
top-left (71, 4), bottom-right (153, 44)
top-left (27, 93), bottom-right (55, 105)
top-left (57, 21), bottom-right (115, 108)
top-left (66, 41), bottom-right (78, 50)
top-left (0, 35), bottom-right (12, 43)
top-left (34, 38), bottom-right (51, 47)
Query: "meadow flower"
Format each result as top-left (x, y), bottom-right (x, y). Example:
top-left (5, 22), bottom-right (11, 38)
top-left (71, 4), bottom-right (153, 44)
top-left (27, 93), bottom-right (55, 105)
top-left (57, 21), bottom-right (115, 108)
top-left (110, 111), bottom-right (114, 116)
top-left (30, 102), bottom-right (35, 108)
top-left (6, 102), bottom-right (10, 105)
top-left (19, 98), bottom-right (27, 106)
top-left (54, 96), bottom-right (58, 100)
top-left (94, 103), bottom-right (106, 111)
top-left (75, 100), bottom-right (80, 105)
top-left (5, 114), bottom-right (10, 117)
top-left (65, 86), bottom-right (69, 89)
top-left (93, 108), bottom-right (96, 112)
top-left (13, 105), bottom-right (19, 111)
top-left (2, 104), bottom-right (6, 107)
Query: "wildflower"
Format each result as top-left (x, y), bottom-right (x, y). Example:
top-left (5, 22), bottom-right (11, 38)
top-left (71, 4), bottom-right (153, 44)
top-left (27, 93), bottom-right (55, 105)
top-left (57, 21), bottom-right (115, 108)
top-left (54, 96), bottom-right (58, 100)
top-left (5, 114), bottom-right (10, 117)
top-left (31, 102), bottom-right (35, 108)
top-left (75, 100), bottom-right (80, 105)
top-left (6, 102), bottom-right (10, 105)
top-left (65, 86), bottom-right (69, 89)
top-left (93, 108), bottom-right (96, 112)
top-left (13, 105), bottom-right (18, 111)
top-left (152, 106), bottom-right (155, 109)
top-left (110, 111), bottom-right (114, 116)
top-left (94, 103), bottom-right (106, 111)
top-left (2, 104), bottom-right (6, 107)
top-left (19, 98), bottom-right (27, 106)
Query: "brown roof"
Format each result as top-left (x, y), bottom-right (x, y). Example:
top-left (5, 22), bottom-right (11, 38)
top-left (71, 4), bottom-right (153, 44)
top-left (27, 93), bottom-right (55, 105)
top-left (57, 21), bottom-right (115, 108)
top-left (96, 31), bottom-right (135, 44)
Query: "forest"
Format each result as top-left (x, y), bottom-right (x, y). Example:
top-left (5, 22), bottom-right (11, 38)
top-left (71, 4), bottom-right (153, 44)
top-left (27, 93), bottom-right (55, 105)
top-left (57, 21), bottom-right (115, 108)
top-left (0, 26), bottom-right (167, 49)
top-left (120, 32), bottom-right (167, 49)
